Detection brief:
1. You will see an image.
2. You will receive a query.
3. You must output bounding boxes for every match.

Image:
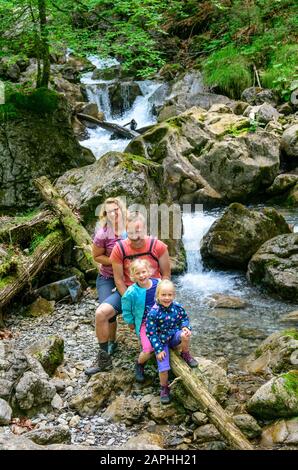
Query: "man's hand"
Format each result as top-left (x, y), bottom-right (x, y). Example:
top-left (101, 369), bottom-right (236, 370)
top-left (157, 350), bottom-right (166, 361)
top-left (182, 327), bottom-right (191, 338)
top-left (129, 324), bottom-right (135, 331)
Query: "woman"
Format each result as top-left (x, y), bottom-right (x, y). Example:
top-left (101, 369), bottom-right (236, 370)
top-left (85, 197), bottom-right (127, 376)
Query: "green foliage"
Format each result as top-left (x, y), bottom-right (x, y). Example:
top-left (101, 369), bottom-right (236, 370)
top-left (3, 87), bottom-right (59, 116)
top-left (29, 233), bottom-right (46, 254)
top-left (202, 45), bottom-right (252, 99)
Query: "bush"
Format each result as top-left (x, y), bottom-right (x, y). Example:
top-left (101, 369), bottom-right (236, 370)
top-left (202, 45), bottom-right (252, 99)
top-left (7, 87), bottom-right (59, 114)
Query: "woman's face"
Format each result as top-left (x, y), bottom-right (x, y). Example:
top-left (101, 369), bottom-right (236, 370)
top-left (158, 286), bottom-right (175, 307)
top-left (105, 203), bottom-right (122, 226)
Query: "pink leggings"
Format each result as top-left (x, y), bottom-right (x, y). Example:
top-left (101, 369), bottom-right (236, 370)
top-left (139, 322), bottom-right (154, 353)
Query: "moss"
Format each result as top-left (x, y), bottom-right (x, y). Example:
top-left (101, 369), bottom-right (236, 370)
top-left (281, 371), bottom-right (298, 397)
top-left (143, 125), bottom-right (168, 144)
top-left (0, 257), bottom-right (18, 278)
top-left (0, 275), bottom-right (15, 290)
top-left (282, 329), bottom-right (298, 341)
top-left (7, 88), bottom-right (59, 115)
top-left (29, 234), bottom-right (47, 254)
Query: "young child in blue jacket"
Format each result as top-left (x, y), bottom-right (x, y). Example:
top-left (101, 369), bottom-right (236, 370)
top-left (146, 279), bottom-right (198, 404)
top-left (122, 259), bottom-right (159, 383)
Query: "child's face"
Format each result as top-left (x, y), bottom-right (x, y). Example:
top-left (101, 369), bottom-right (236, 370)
top-left (158, 287), bottom-right (175, 307)
top-left (134, 267), bottom-right (150, 287)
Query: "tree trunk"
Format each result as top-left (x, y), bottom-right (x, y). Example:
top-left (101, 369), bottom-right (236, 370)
top-left (34, 176), bottom-right (98, 275)
top-left (170, 351), bottom-right (253, 450)
top-left (37, 0), bottom-right (50, 88)
top-left (77, 113), bottom-right (139, 139)
top-left (0, 210), bottom-right (56, 244)
top-left (0, 230), bottom-right (65, 310)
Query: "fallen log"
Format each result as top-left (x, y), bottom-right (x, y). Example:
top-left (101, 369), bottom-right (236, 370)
top-left (170, 351), bottom-right (253, 450)
top-left (77, 113), bottom-right (139, 139)
top-left (0, 210), bottom-right (56, 245)
top-left (0, 230), bottom-right (65, 310)
top-left (34, 176), bottom-right (98, 275)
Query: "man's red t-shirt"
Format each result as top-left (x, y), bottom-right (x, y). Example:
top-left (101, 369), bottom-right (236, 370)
top-left (110, 236), bottom-right (168, 286)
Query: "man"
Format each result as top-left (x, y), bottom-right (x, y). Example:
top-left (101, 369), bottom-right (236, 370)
top-left (85, 212), bottom-right (171, 375)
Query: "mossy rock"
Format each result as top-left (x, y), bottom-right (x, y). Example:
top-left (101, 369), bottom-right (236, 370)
top-left (25, 335), bottom-right (64, 376)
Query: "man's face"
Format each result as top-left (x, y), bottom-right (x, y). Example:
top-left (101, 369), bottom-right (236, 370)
top-left (127, 220), bottom-right (146, 242)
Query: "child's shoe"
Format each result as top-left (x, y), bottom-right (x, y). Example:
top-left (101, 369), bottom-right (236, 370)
top-left (181, 351), bottom-right (198, 368)
top-left (160, 385), bottom-right (171, 405)
top-left (135, 362), bottom-right (145, 383)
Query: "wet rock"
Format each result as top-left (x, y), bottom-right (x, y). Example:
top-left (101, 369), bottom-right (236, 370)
top-left (24, 425), bottom-right (71, 445)
top-left (25, 336), bottom-right (64, 376)
top-left (14, 371), bottom-right (56, 412)
top-left (247, 370), bottom-right (298, 418)
top-left (244, 329), bottom-right (298, 374)
top-left (108, 81), bottom-right (142, 117)
top-left (201, 204), bottom-right (291, 269)
top-left (70, 369), bottom-right (134, 416)
top-left (241, 87), bottom-right (279, 107)
top-left (193, 424), bottom-right (221, 442)
top-left (247, 233), bottom-right (298, 301)
top-left (261, 417), bottom-right (298, 447)
top-left (91, 65), bottom-right (121, 81)
top-left (103, 396), bottom-right (145, 425)
top-left (147, 397), bottom-right (186, 424)
top-left (281, 124), bottom-right (298, 159)
top-left (36, 276), bottom-right (83, 303)
top-left (0, 398), bottom-right (12, 425)
top-left (204, 294), bottom-right (248, 309)
top-left (27, 298), bottom-right (55, 318)
top-left (233, 414), bottom-right (261, 439)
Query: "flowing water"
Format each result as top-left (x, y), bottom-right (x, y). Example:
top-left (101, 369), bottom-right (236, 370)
top-left (80, 57), bottom-right (298, 368)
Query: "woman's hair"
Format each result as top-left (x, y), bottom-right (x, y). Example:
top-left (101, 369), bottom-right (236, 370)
top-left (99, 197), bottom-right (127, 227)
top-left (156, 279), bottom-right (175, 301)
top-left (129, 258), bottom-right (153, 282)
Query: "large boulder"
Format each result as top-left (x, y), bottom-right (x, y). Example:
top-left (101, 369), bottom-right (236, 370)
top-left (200, 204), bottom-right (291, 269)
top-left (281, 124), bottom-right (298, 159)
top-left (102, 396), bottom-right (145, 424)
top-left (261, 417), bottom-right (298, 447)
top-left (243, 329), bottom-right (298, 375)
top-left (0, 94), bottom-right (95, 212)
top-left (14, 371), bottom-right (56, 412)
top-left (126, 106), bottom-right (280, 205)
top-left (108, 81), bottom-right (143, 117)
top-left (246, 370), bottom-right (298, 419)
top-left (247, 233), bottom-right (298, 301)
top-left (241, 87), bottom-right (279, 107)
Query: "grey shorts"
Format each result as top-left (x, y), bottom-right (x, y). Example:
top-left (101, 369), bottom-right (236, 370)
top-left (96, 275), bottom-right (122, 323)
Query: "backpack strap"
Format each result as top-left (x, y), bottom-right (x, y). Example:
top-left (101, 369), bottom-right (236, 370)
top-left (117, 237), bottom-right (159, 263)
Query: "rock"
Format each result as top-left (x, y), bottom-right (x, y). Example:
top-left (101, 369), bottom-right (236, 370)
top-left (36, 276), bottom-right (83, 303)
top-left (247, 370), bottom-right (298, 419)
top-left (261, 417), bottom-right (298, 447)
top-left (14, 371), bottom-right (56, 412)
top-left (201, 204), bottom-right (290, 269)
top-left (25, 336), bottom-right (64, 376)
top-left (193, 424), bottom-right (221, 443)
top-left (52, 76), bottom-right (85, 104)
top-left (244, 329), bottom-right (298, 374)
top-left (0, 379), bottom-right (13, 400)
top-left (51, 394), bottom-right (63, 410)
top-left (247, 233), bottom-right (298, 301)
top-left (173, 357), bottom-right (231, 407)
top-left (233, 414), bottom-right (262, 439)
top-left (126, 107), bottom-right (280, 205)
top-left (192, 412), bottom-right (208, 426)
top-left (281, 124), bottom-right (298, 159)
top-left (204, 294), bottom-right (248, 309)
top-left (241, 87), bottom-right (279, 107)
top-left (147, 397), bottom-right (186, 424)
top-left (277, 103), bottom-right (293, 116)
top-left (266, 173), bottom-right (298, 196)
top-left (24, 425), bottom-right (71, 445)
top-left (70, 369), bottom-right (134, 416)
top-left (103, 396), bottom-right (145, 425)
top-left (286, 183), bottom-right (298, 207)
top-left (280, 310), bottom-right (298, 323)
top-left (0, 398), bottom-right (12, 425)
top-left (91, 65), bottom-right (121, 81)
top-left (0, 95), bottom-right (95, 212)
top-left (69, 415), bottom-right (80, 428)
top-left (108, 81), bottom-right (143, 117)
top-left (27, 298), bottom-right (55, 318)
top-left (244, 103), bottom-right (280, 124)
top-left (124, 432), bottom-right (164, 449)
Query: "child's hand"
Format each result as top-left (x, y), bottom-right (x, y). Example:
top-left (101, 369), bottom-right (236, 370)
top-left (129, 324), bottom-right (135, 331)
top-left (182, 327), bottom-right (191, 337)
top-left (157, 350), bottom-right (166, 361)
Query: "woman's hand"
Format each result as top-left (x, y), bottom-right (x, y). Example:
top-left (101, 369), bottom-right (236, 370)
top-left (182, 327), bottom-right (191, 337)
top-left (157, 350), bottom-right (166, 361)
top-left (129, 324), bottom-right (135, 331)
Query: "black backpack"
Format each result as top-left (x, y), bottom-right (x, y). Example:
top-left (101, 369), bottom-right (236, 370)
top-left (117, 237), bottom-right (159, 263)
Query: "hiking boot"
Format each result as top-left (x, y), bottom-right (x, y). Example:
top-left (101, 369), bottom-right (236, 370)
top-left (85, 349), bottom-right (113, 376)
top-left (108, 341), bottom-right (118, 356)
top-left (135, 362), bottom-right (145, 383)
top-left (160, 385), bottom-right (171, 405)
top-left (181, 351), bottom-right (198, 368)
